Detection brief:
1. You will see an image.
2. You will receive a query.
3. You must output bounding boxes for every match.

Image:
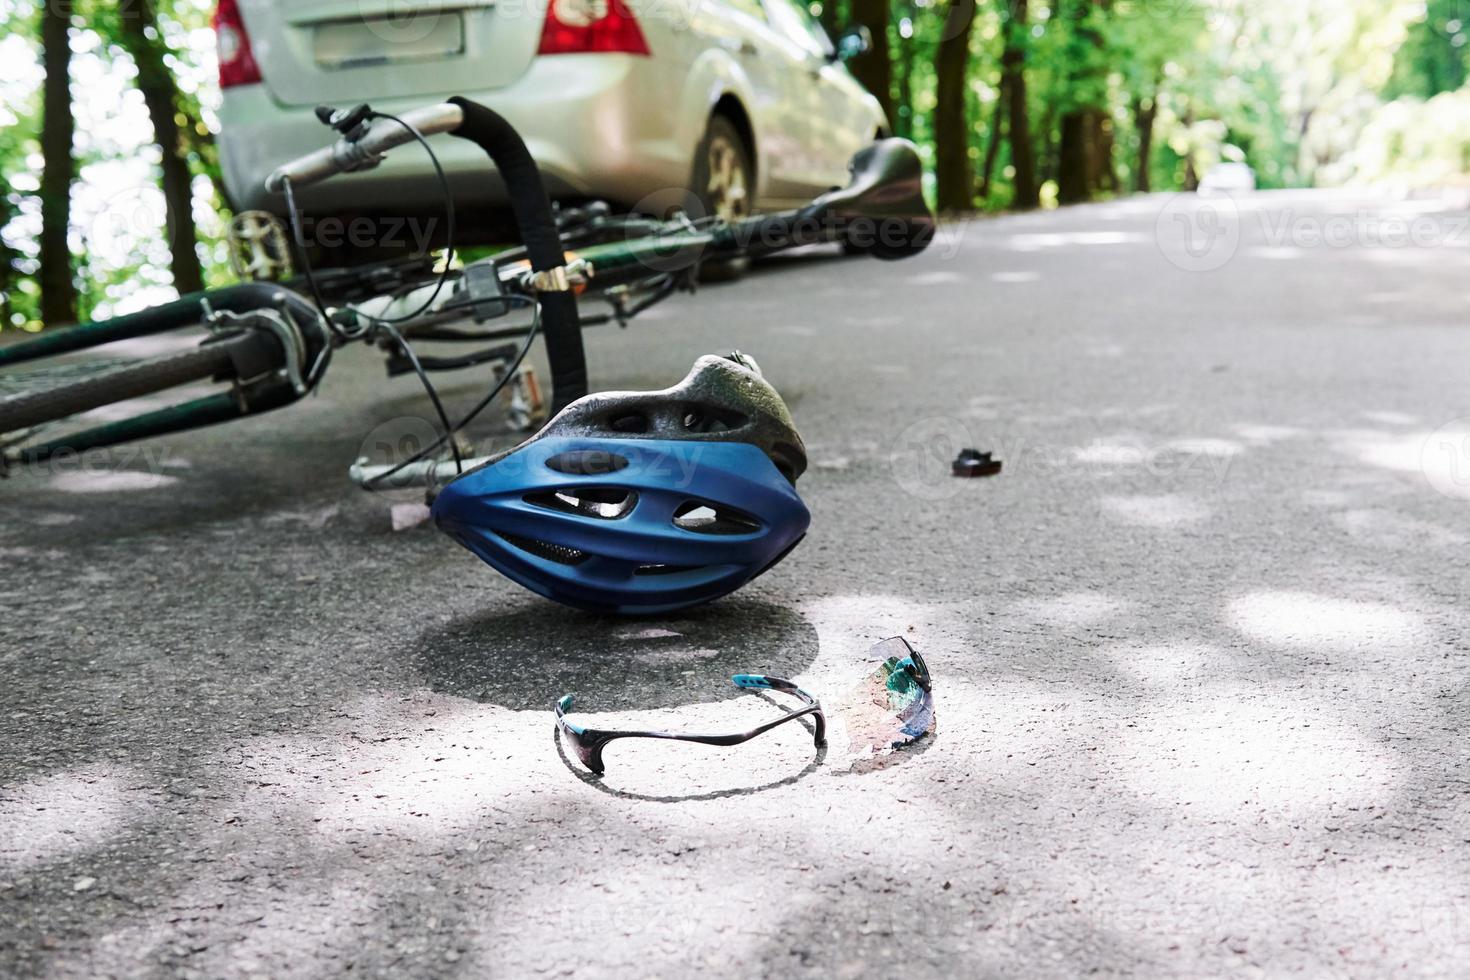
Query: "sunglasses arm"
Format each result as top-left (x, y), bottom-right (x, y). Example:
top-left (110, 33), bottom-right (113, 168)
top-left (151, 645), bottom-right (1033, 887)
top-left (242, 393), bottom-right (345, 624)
top-left (556, 679), bottom-right (826, 774)
top-left (731, 674), bottom-right (826, 747)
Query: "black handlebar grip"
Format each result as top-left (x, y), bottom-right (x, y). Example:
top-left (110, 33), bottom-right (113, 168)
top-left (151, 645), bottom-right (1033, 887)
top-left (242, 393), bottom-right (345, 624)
top-left (447, 97), bottom-right (587, 410)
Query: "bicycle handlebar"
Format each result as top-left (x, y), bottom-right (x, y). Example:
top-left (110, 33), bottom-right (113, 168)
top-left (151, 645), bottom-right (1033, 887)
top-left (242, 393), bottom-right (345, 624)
top-left (264, 103), bottom-right (465, 193)
top-left (265, 97), bottom-right (589, 412)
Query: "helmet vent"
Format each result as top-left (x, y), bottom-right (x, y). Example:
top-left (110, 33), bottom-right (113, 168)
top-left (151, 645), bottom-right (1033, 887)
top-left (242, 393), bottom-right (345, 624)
top-left (494, 531), bottom-right (590, 566)
top-left (526, 487), bottom-right (638, 520)
top-left (607, 412), bottom-right (651, 434)
top-left (545, 450), bottom-right (630, 475)
top-left (681, 404), bottom-right (749, 434)
top-left (673, 500), bottom-right (762, 535)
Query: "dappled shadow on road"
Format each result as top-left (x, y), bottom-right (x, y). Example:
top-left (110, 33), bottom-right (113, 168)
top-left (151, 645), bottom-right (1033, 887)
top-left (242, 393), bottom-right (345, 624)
top-left (414, 598), bottom-right (819, 711)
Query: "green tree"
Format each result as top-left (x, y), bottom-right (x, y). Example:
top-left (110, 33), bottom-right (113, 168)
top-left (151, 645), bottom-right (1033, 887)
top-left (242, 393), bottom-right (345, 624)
top-left (1385, 0), bottom-right (1469, 98)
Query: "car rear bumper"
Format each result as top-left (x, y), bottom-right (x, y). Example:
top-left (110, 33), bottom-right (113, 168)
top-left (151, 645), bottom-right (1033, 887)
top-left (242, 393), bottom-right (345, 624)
top-left (220, 55), bottom-right (692, 219)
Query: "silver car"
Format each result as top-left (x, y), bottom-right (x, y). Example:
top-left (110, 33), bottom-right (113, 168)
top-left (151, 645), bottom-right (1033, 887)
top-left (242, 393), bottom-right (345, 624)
top-left (213, 0), bottom-right (886, 232)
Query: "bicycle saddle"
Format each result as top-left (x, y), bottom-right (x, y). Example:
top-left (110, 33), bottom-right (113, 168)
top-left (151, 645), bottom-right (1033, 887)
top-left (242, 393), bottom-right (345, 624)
top-left (802, 138), bottom-right (935, 260)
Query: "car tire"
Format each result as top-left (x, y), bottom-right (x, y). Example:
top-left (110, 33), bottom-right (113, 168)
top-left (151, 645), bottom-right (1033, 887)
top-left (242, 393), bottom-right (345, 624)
top-left (692, 114), bottom-right (753, 283)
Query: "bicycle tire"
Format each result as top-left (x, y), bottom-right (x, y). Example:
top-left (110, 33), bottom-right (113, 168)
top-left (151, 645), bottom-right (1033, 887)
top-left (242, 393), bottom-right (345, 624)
top-left (0, 338), bottom-right (249, 435)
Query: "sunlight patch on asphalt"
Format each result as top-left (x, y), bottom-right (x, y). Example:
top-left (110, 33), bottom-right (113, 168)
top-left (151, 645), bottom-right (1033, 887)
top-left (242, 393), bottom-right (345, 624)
top-left (613, 627), bottom-right (683, 641)
top-left (1248, 246), bottom-right (1305, 260)
top-left (474, 854), bottom-right (828, 976)
top-left (632, 645), bottom-right (722, 667)
top-left (1014, 592), bottom-right (1134, 627)
top-left (1332, 424), bottom-right (1470, 501)
top-left (1166, 437), bottom-right (1245, 458)
top-left (1002, 231), bottom-right (1147, 251)
top-left (1301, 488), bottom-right (1354, 507)
top-left (1228, 591), bottom-right (1425, 651)
top-left (1360, 410), bottom-right (1419, 426)
top-left (305, 706), bottom-right (541, 834)
top-left (1072, 437), bottom-right (1156, 467)
top-left (991, 271), bottom-right (1041, 283)
top-left (906, 270), bottom-right (964, 286)
top-left (0, 767), bottom-right (149, 872)
top-left (1108, 690), bottom-right (1399, 815)
top-left (221, 697), bottom-right (545, 837)
top-left (1231, 423), bottom-right (1306, 444)
top-left (1099, 494), bottom-right (1210, 528)
top-left (48, 470), bottom-right (179, 493)
top-left (52, 865), bottom-right (382, 979)
top-left (1333, 509), bottom-right (1466, 550)
top-left (1103, 642), bottom-right (1216, 684)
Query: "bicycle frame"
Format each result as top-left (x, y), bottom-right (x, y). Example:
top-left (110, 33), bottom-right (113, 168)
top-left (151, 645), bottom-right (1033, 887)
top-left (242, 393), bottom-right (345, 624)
top-left (0, 284), bottom-right (329, 464)
top-left (0, 98), bottom-right (933, 470)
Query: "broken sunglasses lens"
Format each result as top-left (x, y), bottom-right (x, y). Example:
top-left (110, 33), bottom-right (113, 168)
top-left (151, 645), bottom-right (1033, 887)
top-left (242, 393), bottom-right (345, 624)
top-left (555, 675), bottom-right (826, 775)
top-left (842, 636), bottom-right (935, 754)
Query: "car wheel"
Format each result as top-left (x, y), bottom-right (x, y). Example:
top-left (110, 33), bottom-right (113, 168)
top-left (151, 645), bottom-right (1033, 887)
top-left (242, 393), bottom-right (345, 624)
top-left (692, 114), bottom-right (753, 282)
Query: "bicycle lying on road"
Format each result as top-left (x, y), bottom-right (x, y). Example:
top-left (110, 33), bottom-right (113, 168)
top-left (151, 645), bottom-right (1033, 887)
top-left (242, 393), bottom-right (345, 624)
top-left (0, 96), bottom-right (934, 484)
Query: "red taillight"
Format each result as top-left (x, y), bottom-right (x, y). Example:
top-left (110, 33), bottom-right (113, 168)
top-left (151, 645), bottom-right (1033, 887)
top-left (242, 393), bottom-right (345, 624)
top-left (213, 0), bottom-right (262, 88)
top-left (538, 0), bottom-right (650, 55)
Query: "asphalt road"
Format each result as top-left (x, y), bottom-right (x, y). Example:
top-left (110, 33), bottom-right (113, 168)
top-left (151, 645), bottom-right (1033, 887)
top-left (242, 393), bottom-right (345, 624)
top-left (4, 187), bottom-right (1470, 978)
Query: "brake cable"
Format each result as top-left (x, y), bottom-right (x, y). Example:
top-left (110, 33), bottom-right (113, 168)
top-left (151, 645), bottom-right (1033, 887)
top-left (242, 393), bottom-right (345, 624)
top-left (281, 108), bottom-right (473, 474)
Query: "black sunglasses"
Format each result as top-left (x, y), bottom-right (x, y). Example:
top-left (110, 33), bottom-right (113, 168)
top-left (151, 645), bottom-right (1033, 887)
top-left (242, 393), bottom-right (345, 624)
top-left (555, 675), bottom-right (826, 775)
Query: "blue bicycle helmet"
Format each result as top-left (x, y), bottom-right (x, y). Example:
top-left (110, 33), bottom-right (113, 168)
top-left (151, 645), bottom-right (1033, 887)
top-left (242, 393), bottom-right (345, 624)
top-left (431, 353), bottom-right (810, 614)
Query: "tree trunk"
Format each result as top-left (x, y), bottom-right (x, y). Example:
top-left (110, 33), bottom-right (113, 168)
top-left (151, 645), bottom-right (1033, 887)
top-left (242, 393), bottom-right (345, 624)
top-left (1002, 0), bottom-right (1038, 209)
top-left (1037, 101), bottom-right (1058, 184)
top-left (977, 76), bottom-right (1008, 200)
top-left (116, 0), bottom-right (204, 295)
top-left (1132, 95), bottom-right (1156, 192)
top-left (847, 0), bottom-right (894, 128)
top-left (1092, 111), bottom-right (1117, 194)
top-left (1179, 104), bottom-right (1199, 190)
top-left (40, 0), bottom-right (78, 326)
top-left (933, 0), bottom-right (974, 212)
top-left (1056, 0), bottom-right (1107, 205)
top-left (1057, 110), bottom-right (1090, 204)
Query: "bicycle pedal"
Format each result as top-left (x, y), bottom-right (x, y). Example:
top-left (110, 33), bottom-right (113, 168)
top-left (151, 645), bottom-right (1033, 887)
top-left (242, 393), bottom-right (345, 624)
top-left (227, 211), bottom-right (293, 282)
top-left (507, 365), bottom-right (545, 432)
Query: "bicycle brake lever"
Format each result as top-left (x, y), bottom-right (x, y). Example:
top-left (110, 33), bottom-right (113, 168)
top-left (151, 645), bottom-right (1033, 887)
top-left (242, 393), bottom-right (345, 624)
top-left (315, 103), bottom-right (373, 141)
